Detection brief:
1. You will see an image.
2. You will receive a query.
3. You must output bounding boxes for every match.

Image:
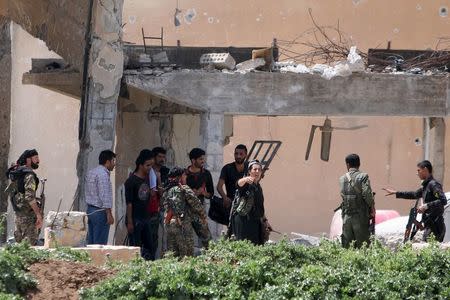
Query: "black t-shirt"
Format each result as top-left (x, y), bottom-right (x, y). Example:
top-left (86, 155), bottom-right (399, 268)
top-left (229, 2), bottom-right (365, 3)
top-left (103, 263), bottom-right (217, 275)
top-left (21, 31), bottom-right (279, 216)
top-left (219, 162), bottom-right (247, 199)
top-left (125, 174), bottom-right (151, 220)
top-left (185, 167), bottom-right (214, 201)
top-left (160, 166), bottom-right (170, 187)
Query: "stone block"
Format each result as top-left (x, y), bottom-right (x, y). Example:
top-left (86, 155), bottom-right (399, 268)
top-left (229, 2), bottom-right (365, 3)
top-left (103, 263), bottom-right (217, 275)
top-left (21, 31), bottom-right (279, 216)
top-left (44, 211), bottom-right (87, 248)
top-left (45, 211), bottom-right (87, 231)
top-left (81, 245), bottom-right (141, 266)
top-left (200, 53), bottom-right (236, 70)
top-left (152, 51), bottom-right (169, 63)
top-left (139, 53), bottom-right (152, 64)
top-left (44, 227), bottom-right (87, 248)
top-left (251, 47), bottom-right (273, 66)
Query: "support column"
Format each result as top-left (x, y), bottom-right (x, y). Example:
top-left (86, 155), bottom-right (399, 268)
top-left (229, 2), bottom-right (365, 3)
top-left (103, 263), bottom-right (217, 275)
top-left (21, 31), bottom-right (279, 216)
top-left (159, 101), bottom-right (175, 167)
top-left (429, 118), bottom-right (445, 183)
top-left (0, 16), bottom-right (11, 244)
top-left (200, 113), bottom-right (225, 239)
top-left (0, 18), bottom-right (11, 243)
top-left (75, 0), bottom-right (124, 211)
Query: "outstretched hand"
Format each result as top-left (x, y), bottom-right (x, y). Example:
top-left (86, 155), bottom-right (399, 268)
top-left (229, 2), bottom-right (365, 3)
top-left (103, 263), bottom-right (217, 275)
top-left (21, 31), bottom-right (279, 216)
top-left (382, 188), bottom-right (397, 196)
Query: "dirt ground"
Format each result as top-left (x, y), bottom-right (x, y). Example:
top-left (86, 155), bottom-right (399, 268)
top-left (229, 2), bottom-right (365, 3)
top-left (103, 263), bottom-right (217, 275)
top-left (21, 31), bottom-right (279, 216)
top-left (26, 260), bottom-right (116, 300)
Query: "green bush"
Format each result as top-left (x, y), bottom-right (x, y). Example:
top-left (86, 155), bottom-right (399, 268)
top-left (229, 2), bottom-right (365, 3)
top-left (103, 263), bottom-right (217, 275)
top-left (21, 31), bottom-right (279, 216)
top-left (81, 239), bottom-right (450, 300)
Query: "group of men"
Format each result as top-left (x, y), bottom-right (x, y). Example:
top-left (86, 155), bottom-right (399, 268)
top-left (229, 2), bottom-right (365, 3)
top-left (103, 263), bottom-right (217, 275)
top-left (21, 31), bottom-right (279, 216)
top-left (4, 147), bottom-right (447, 251)
top-left (339, 154), bottom-right (447, 248)
top-left (84, 144), bottom-right (249, 258)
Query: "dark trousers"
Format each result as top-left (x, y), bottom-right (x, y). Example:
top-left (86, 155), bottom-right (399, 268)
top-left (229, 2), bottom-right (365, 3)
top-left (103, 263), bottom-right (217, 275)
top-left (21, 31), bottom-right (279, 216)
top-left (129, 215), bottom-right (159, 260)
top-left (424, 215), bottom-right (446, 242)
top-left (87, 205), bottom-right (110, 245)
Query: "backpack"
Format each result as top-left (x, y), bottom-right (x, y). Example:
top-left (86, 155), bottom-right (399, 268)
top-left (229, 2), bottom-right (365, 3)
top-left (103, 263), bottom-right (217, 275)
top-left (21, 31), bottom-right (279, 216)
top-left (235, 187), bottom-right (255, 216)
top-left (5, 166), bottom-right (38, 212)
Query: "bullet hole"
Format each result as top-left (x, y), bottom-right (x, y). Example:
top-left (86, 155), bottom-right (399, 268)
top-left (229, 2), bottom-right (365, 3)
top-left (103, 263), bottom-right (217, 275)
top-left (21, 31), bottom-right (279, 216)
top-left (208, 17), bottom-right (214, 24)
top-left (439, 6), bottom-right (448, 17)
top-left (416, 4), bottom-right (422, 11)
top-left (414, 137), bottom-right (422, 146)
top-left (128, 16), bottom-right (137, 24)
top-left (393, 28), bottom-right (400, 34)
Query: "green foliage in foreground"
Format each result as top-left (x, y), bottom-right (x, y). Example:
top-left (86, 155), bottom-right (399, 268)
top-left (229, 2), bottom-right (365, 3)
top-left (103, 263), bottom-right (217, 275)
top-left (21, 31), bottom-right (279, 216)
top-left (81, 239), bottom-right (450, 300)
top-left (0, 242), bottom-right (90, 299)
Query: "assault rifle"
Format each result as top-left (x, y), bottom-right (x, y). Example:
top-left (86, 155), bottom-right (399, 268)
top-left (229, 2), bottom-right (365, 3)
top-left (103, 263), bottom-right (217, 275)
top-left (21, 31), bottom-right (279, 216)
top-left (36, 178), bottom-right (47, 216)
top-left (403, 198), bottom-right (424, 243)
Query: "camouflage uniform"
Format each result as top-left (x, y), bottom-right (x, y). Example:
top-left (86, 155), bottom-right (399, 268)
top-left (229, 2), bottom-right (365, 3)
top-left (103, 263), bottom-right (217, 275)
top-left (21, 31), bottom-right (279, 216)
top-left (339, 168), bottom-right (374, 248)
top-left (11, 170), bottom-right (39, 245)
top-left (162, 184), bottom-right (210, 257)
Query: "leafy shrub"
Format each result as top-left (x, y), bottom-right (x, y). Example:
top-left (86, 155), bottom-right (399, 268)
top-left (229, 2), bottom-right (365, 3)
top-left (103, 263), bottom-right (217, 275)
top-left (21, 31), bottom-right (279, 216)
top-left (81, 239), bottom-right (450, 300)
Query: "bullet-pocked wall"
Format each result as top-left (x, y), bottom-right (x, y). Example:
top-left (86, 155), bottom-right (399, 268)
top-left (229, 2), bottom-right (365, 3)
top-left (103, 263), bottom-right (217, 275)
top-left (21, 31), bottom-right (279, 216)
top-left (8, 23), bottom-right (80, 237)
top-left (122, 1), bottom-right (450, 235)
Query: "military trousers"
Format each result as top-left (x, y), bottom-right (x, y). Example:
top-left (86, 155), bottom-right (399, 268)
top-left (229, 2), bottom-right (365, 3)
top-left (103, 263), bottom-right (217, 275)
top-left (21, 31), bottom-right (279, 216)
top-left (14, 213), bottom-right (38, 245)
top-left (166, 220), bottom-right (194, 257)
top-left (341, 213), bottom-right (370, 248)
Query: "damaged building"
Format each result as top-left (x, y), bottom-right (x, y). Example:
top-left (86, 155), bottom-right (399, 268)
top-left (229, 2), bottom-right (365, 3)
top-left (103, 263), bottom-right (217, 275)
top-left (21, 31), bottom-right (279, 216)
top-left (0, 0), bottom-right (449, 243)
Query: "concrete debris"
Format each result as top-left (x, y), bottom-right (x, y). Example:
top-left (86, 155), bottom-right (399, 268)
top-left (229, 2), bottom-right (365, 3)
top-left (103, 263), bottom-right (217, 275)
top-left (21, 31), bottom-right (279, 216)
top-left (138, 53), bottom-right (152, 64)
top-left (322, 62), bottom-right (352, 80)
top-left (290, 232), bottom-right (321, 246)
top-left (347, 46), bottom-right (365, 72)
top-left (251, 47), bottom-right (274, 67)
top-left (408, 67), bottom-right (423, 74)
top-left (375, 216), bottom-right (424, 249)
top-left (200, 52), bottom-right (236, 70)
top-left (123, 69), bottom-right (139, 75)
top-left (311, 64), bottom-right (329, 74)
top-left (321, 46), bottom-right (364, 79)
top-left (280, 64), bottom-right (311, 74)
top-left (236, 58), bottom-right (266, 72)
top-left (271, 60), bottom-right (296, 72)
top-left (152, 51), bottom-right (169, 64)
top-left (141, 68), bottom-right (153, 75)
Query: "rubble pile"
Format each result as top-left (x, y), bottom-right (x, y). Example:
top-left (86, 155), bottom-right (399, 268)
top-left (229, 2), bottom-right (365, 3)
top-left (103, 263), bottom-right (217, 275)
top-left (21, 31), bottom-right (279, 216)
top-left (125, 45), bottom-right (449, 79)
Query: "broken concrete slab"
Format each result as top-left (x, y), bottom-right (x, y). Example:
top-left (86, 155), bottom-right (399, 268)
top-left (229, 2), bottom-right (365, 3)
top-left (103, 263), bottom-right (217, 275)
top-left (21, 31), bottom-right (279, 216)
top-left (236, 58), bottom-right (265, 72)
top-left (152, 51), bottom-right (169, 63)
top-left (124, 71), bottom-right (450, 116)
top-left (200, 53), bottom-right (236, 70)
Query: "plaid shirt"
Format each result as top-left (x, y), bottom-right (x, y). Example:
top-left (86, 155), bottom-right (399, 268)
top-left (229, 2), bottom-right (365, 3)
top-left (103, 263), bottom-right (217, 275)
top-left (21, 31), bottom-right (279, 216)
top-left (84, 165), bottom-right (113, 209)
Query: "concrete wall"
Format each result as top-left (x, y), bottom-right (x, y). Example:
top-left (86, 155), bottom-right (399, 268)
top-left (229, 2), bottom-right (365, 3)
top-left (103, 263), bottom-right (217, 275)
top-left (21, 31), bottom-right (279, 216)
top-left (123, 0), bottom-right (449, 51)
top-left (3, 0), bottom-right (88, 70)
top-left (7, 23), bottom-right (80, 237)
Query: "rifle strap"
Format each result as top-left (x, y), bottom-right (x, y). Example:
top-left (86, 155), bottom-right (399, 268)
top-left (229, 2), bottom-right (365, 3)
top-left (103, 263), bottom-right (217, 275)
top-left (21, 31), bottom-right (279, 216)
top-left (345, 172), bottom-right (361, 194)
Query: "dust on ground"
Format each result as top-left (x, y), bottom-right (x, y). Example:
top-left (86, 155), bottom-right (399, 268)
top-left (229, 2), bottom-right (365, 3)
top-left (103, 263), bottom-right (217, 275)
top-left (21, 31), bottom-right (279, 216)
top-left (26, 260), bottom-right (116, 300)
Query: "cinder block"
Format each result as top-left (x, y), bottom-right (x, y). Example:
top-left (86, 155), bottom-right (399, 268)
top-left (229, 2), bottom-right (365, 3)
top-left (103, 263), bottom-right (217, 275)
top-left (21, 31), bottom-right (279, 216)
top-left (200, 53), bottom-right (236, 70)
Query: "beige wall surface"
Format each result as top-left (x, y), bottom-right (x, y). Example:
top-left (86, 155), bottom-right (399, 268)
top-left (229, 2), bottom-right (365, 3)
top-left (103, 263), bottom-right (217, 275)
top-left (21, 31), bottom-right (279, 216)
top-left (123, 0), bottom-right (449, 51)
top-left (225, 117), bottom-right (431, 235)
top-left (9, 24), bottom-right (80, 233)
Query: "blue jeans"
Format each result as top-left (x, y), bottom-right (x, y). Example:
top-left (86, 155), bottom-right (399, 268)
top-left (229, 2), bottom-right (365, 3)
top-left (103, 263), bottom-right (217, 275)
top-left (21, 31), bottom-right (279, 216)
top-left (87, 205), bottom-right (110, 245)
